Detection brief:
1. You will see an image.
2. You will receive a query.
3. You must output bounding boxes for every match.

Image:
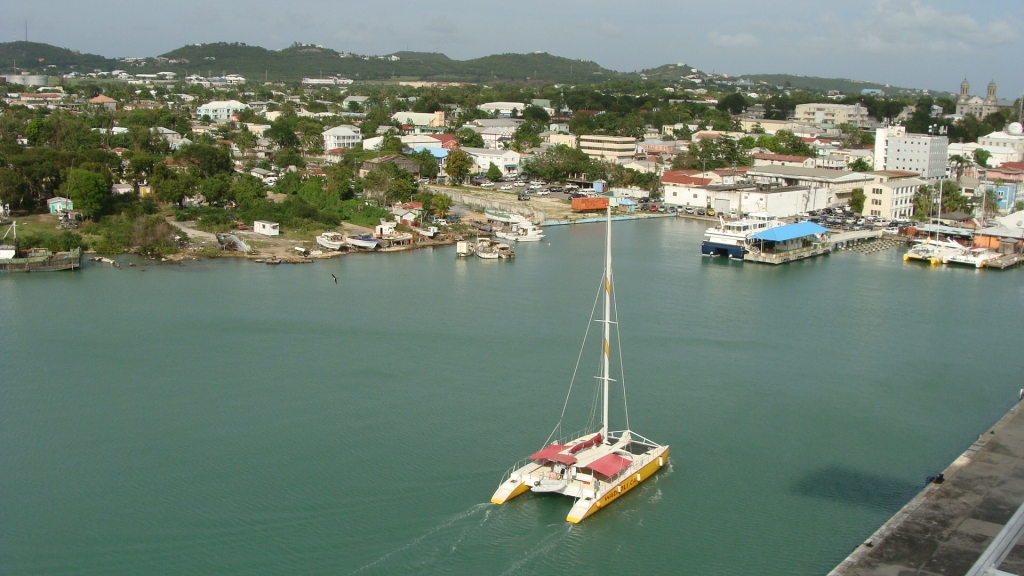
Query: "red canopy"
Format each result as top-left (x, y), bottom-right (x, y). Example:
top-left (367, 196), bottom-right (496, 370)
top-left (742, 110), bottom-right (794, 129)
top-left (569, 433), bottom-right (602, 454)
top-left (587, 453), bottom-right (633, 477)
top-left (530, 444), bottom-right (578, 466)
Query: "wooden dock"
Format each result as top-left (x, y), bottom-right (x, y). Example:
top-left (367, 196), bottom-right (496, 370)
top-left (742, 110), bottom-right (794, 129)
top-left (984, 254), bottom-right (1024, 269)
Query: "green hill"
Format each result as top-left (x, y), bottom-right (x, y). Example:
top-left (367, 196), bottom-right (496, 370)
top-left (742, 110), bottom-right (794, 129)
top-left (738, 74), bottom-right (946, 97)
top-left (0, 41), bottom-right (117, 73)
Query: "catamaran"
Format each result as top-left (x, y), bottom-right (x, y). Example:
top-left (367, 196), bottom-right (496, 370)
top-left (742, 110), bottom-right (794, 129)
top-left (491, 207), bottom-right (668, 523)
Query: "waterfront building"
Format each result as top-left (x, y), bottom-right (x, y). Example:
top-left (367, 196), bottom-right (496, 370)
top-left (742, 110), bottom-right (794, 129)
top-left (864, 171), bottom-right (926, 219)
top-left (746, 166), bottom-right (874, 207)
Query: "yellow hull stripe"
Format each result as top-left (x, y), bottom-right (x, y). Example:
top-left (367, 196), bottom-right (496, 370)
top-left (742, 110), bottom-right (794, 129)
top-left (567, 446), bottom-right (670, 523)
top-left (491, 481), bottom-right (531, 505)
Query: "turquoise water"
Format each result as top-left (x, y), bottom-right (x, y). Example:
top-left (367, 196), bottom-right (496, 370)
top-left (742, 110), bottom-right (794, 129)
top-left (2, 218), bottom-right (1022, 574)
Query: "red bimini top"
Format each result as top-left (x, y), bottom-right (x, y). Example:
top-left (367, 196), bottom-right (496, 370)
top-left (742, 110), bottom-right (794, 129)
top-left (587, 453), bottom-right (633, 477)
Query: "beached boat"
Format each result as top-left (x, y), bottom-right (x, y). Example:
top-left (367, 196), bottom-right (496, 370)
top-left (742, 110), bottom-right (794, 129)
top-left (945, 247), bottom-right (1001, 268)
top-left (701, 212), bottom-right (782, 259)
top-left (0, 222), bottom-right (82, 273)
top-left (316, 231), bottom-right (346, 251)
top-left (456, 241), bottom-right (474, 257)
top-left (491, 207), bottom-right (667, 523)
top-left (345, 234), bottom-right (381, 250)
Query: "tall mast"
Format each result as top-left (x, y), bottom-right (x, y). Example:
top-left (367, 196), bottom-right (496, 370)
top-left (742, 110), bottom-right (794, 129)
top-left (601, 206), bottom-right (611, 443)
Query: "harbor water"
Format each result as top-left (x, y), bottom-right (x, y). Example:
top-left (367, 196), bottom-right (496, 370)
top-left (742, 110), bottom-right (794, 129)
top-left (2, 217), bottom-right (1022, 575)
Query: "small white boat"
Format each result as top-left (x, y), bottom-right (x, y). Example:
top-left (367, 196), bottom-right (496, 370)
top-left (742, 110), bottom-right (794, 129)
top-left (316, 231), bottom-right (346, 251)
top-left (496, 221), bottom-right (545, 242)
top-left (345, 234), bottom-right (380, 250)
top-left (945, 247), bottom-right (1001, 268)
top-left (475, 238), bottom-right (499, 259)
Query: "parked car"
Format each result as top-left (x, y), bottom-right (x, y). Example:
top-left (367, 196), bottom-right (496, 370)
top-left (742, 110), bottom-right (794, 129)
top-left (882, 226), bottom-right (900, 235)
top-left (517, 193), bottom-right (530, 201)
top-left (696, 208), bottom-right (706, 215)
top-left (648, 204), bottom-right (659, 212)
top-left (658, 205), bottom-right (666, 213)
top-left (534, 189), bottom-right (550, 196)
top-left (684, 207), bottom-right (695, 215)
top-left (640, 204), bottom-right (650, 211)
top-left (480, 182), bottom-right (494, 188)
top-left (499, 184), bottom-right (513, 190)
top-left (418, 178), bottom-right (430, 184)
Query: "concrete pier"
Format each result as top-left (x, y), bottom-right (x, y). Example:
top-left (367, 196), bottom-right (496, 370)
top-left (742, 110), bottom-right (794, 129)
top-left (830, 400), bottom-right (1024, 576)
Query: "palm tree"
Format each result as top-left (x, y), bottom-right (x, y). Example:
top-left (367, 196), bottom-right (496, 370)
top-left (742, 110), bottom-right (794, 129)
top-left (948, 154), bottom-right (971, 185)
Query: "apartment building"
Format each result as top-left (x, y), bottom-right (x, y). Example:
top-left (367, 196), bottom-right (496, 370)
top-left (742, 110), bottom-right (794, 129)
top-left (864, 171), bottom-right (925, 219)
top-left (794, 103), bottom-right (871, 128)
top-left (875, 126), bottom-right (948, 179)
top-left (195, 100), bottom-right (248, 122)
top-left (321, 125), bottom-right (362, 150)
top-left (578, 135), bottom-right (637, 162)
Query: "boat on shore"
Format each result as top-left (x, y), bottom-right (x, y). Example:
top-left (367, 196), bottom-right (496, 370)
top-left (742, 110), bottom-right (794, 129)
top-left (701, 212), bottom-right (782, 259)
top-left (316, 232), bottom-right (347, 251)
top-left (0, 222), bottom-right (82, 273)
top-left (345, 234), bottom-right (381, 250)
top-left (491, 207), bottom-right (667, 523)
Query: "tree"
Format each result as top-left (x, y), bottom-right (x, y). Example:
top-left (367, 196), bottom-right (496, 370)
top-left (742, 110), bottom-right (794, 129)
top-left (265, 120), bottom-right (300, 148)
top-left (849, 158), bottom-right (872, 172)
top-left (445, 148), bottom-right (473, 184)
top-left (973, 148), bottom-right (992, 168)
top-left (60, 169), bottom-right (110, 221)
top-left (850, 188), bottom-right (866, 214)
top-left (522, 105), bottom-right (551, 124)
top-left (749, 123), bottom-right (765, 135)
top-left (406, 149), bottom-right (439, 180)
top-left (325, 164), bottom-right (355, 201)
top-left (717, 93), bottom-right (747, 115)
top-left (177, 143), bottom-right (232, 178)
top-left (455, 127), bottom-right (484, 148)
top-left (229, 175), bottom-right (267, 208)
top-left (911, 185), bottom-right (934, 222)
top-left (0, 167), bottom-right (30, 209)
top-left (486, 162), bottom-right (503, 182)
top-left (948, 154), bottom-right (971, 184)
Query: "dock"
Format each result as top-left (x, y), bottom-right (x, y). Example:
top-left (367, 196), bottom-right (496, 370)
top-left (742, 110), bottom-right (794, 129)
top-left (743, 245), bottom-right (832, 264)
top-left (830, 400), bottom-right (1024, 576)
top-left (984, 254), bottom-right (1024, 269)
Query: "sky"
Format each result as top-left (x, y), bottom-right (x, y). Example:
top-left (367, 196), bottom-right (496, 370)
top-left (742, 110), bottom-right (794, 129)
top-left (1, 0), bottom-right (1022, 96)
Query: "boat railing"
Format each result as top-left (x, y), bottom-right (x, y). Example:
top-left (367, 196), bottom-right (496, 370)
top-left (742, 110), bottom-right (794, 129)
top-left (496, 428), bottom-right (595, 486)
top-left (608, 429), bottom-right (661, 448)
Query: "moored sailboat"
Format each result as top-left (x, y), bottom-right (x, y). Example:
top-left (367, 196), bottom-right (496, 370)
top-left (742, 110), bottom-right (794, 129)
top-left (491, 207), bottom-right (668, 523)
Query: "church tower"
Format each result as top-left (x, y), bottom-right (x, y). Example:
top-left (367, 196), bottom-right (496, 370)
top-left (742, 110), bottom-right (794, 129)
top-left (960, 78), bottom-right (970, 102)
top-left (986, 80), bottom-right (997, 103)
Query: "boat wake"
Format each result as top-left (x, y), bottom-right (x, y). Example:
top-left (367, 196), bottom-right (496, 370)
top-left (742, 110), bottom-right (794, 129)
top-left (350, 503), bottom-right (490, 574)
top-left (497, 524), bottom-right (574, 576)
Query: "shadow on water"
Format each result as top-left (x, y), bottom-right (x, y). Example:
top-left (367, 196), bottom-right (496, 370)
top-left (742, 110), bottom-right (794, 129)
top-left (792, 465), bottom-right (921, 511)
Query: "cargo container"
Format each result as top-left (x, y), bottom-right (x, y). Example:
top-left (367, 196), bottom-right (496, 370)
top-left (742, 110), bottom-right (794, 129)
top-left (571, 197), bottom-right (610, 211)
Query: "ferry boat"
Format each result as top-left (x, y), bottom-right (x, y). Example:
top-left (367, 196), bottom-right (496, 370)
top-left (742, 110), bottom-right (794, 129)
top-left (491, 207), bottom-right (667, 523)
top-left (701, 212), bottom-right (782, 259)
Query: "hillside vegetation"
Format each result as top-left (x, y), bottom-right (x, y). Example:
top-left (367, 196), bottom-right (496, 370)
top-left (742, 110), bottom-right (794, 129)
top-left (0, 41), bottom-right (117, 72)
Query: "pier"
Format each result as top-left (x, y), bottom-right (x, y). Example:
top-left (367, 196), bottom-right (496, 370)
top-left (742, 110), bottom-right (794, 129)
top-left (830, 400), bottom-right (1024, 576)
top-left (743, 244), bottom-right (832, 264)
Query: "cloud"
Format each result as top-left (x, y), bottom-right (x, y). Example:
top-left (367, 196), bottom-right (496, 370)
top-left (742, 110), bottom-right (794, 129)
top-left (598, 21), bottom-right (621, 37)
top-left (858, 0), bottom-right (1020, 52)
top-left (707, 31), bottom-right (758, 49)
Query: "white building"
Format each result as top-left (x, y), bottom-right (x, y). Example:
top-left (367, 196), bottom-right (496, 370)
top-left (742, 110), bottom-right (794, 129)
top-left (196, 100), bottom-right (249, 122)
top-left (253, 221), bottom-right (280, 236)
top-left (478, 102), bottom-right (526, 117)
top-left (947, 143), bottom-right (1023, 168)
top-left (662, 181), bottom-right (829, 217)
top-left (579, 135), bottom-right (637, 162)
top-left (481, 126), bottom-right (515, 149)
top-left (864, 172), bottom-right (926, 219)
top-left (978, 124), bottom-right (1024, 156)
top-left (794, 103), bottom-right (871, 128)
top-left (321, 125), bottom-right (362, 150)
top-left (460, 148), bottom-right (522, 176)
top-left (391, 111), bottom-right (446, 127)
top-left (875, 126), bottom-right (948, 179)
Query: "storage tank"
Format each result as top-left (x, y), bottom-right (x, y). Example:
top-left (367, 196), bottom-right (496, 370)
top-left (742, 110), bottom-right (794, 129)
top-left (5, 75), bottom-right (49, 86)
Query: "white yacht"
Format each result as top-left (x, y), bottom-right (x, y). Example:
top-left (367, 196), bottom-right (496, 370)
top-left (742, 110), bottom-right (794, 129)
top-left (315, 231), bottom-right (346, 251)
top-left (491, 207), bottom-right (667, 523)
top-left (944, 247), bottom-right (1001, 268)
top-left (496, 221), bottom-right (545, 242)
top-left (701, 212), bottom-right (783, 259)
top-left (904, 237), bottom-right (965, 265)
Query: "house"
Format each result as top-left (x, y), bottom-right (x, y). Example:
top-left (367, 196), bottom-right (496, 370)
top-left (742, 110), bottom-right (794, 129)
top-left (321, 125), bottom-right (361, 150)
top-left (88, 94), bottom-right (118, 111)
top-left (47, 197), bottom-right (74, 213)
top-left (358, 155), bottom-right (420, 177)
top-left (391, 111), bottom-right (446, 128)
top-left (153, 127), bottom-right (189, 149)
top-left (253, 220), bottom-right (280, 236)
top-left (343, 95), bottom-right (370, 110)
top-left (391, 202), bottom-right (424, 225)
top-left (426, 133), bottom-right (458, 149)
top-left (196, 100), bottom-right (248, 122)
top-left (753, 153), bottom-right (815, 168)
top-left (481, 126), bottom-right (515, 149)
top-left (111, 184), bottom-right (134, 195)
top-left (459, 148), bottom-right (522, 176)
